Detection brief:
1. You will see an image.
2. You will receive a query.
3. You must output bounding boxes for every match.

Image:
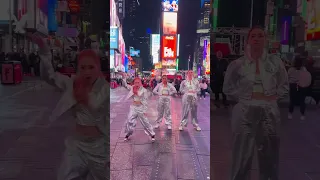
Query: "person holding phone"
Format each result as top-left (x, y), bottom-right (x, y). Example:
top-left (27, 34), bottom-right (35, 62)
top-left (153, 75), bottom-right (177, 130)
top-left (29, 34), bottom-right (109, 180)
top-left (124, 77), bottom-right (156, 142)
top-left (223, 26), bottom-right (289, 180)
top-left (179, 70), bottom-right (201, 131)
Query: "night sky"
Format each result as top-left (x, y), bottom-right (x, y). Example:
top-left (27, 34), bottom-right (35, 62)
top-left (123, 0), bottom-right (201, 70)
top-left (218, 0), bottom-right (266, 27)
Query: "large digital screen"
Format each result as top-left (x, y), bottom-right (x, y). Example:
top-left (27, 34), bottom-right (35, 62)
top-left (307, 0), bottom-right (320, 40)
top-left (151, 34), bottom-right (160, 64)
top-left (281, 16), bottom-right (291, 44)
top-left (162, 0), bottom-right (179, 12)
top-left (162, 59), bottom-right (176, 66)
top-left (177, 34), bottom-right (180, 56)
top-left (162, 35), bottom-right (177, 59)
top-left (110, 26), bottom-right (119, 49)
top-left (129, 47), bottom-right (140, 57)
top-left (163, 12), bottom-right (177, 35)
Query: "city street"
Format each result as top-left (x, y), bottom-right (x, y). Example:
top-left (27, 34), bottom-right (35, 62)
top-left (0, 80), bottom-right (73, 180)
top-left (110, 87), bottom-right (210, 180)
top-left (211, 99), bottom-right (320, 180)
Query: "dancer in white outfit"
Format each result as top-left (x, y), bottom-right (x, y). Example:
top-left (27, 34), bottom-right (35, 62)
top-left (153, 75), bottom-right (177, 130)
top-left (179, 70), bottom-right (201, 131)
top-left (124, 77), bottom-right (156, 142)
top-left (30, 35), bottom-right (108, 180)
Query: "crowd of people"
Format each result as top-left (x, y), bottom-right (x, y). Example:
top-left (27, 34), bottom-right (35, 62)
top-left (0, 51), bottom-right (41, 76)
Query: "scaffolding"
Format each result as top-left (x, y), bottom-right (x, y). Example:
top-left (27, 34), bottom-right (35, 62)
top-left (211, 26), bottom-right (250, 55)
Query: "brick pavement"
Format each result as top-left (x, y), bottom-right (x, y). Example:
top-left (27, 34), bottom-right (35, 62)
top-left (0, 83), bottom-right (71, 180)
top-left (211, 98), bottom-right (320, 180)
top-left (110, 87), bottom-right (211, 180)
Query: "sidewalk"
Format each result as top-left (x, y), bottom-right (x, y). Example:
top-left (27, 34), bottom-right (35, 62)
top-left (211, 104), bottom-right (320, 180)
top-left (0, 83), bottom-right (71, 180)
top-left (110, 87), bottom-right (210, 180)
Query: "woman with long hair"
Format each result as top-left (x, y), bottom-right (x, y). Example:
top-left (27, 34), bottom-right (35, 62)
top-left (124, 77), bottom-right (156, 142)
top-left (223, 26), bottom-right (289, 180)
top-left (287, 56), bottom-right (312, 120)
top-left (179, 70), bottom-right (201, 131)
top-left (31, 35), bottom-right (108, 179)
top-left (153, 75), bottom-right (177, 130)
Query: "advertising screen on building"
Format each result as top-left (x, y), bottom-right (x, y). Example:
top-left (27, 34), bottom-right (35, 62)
top-left (163, 12), bottom-right (177, 35)
top-left (307, 0), bottom-right (320, 40)
top-left (177, 34), bottom-right (180, 56)
top-left (281, 17), bottom-right (291, 44)
top-left (162, 35), bottom-right (177, 59)
top-left (162, 59), bottom-right (176, 67)
top-left (151, 34), bottom-right (160, 64)
top-left (162, 0), bottom-right (178, 12)
top-left (110, 26), bottom-right (119, 49)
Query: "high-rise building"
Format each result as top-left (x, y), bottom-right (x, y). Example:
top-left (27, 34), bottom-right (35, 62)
top-left (194, 0), bottom-right (210, 75)
top-left (124, 0), bottom-right (139, 47)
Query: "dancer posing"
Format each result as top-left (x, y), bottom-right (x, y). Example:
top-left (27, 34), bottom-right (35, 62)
top-left (31, 35), bottom-right (108, 179)
top-left (124, 77), bottom-right (156, 142)
top-left (223, 26), bottom-right (288, 180)
top-left (153, 75), bottom-right (177, 130)
top-left (179, 70), bottom-right (201, 131)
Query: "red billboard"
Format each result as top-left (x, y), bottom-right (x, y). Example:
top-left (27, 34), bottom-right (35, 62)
top-left (162, 35), bottom-right (177, 59)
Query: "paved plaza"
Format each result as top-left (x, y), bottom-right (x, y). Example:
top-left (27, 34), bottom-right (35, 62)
top-left (110, 87), bottom-right (211, 180)
top-left (211, 99), bottom-right (320, 180)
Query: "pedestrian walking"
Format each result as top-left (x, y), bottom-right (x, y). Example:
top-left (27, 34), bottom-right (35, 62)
top-left (287, 56), bottom-right (312, 120)
top-left (199, 79), bottom-right (208, 99)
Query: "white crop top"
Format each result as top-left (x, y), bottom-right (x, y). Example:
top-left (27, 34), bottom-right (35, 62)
top-left (252, 74), bottom-right (264, 93)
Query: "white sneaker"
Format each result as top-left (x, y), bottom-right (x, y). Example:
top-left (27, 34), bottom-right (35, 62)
top-left (179, 126), bottom-right (183, 131)
top-left (151, 136), bottom-right (155, 142)
top-left (167, 125), bottom-right (172, 130)
top-left (300, 116), bottom-right (305, 120)
top-left (195, 126), bottom-right (201, 131)
top-left (288, 114), bottom-right (293, 119)
top-left (154, 123), bottom-right (160, 129)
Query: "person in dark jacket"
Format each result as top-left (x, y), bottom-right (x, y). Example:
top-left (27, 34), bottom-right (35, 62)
top-left (212, 52), bottom-right (229, 108)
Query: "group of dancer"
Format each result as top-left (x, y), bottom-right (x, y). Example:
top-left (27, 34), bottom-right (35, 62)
top-left (123, 70), bottom-right (202, 142)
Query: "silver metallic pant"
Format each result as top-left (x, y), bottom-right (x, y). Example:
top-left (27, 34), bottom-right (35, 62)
top-left (125, 105), bottom-right (155, 136)
top-left (57, 136), bottom-right (108, 180)
top-left (230, 101), bottom-right (280, 180)
top-left (180, 95), bottom-right (198, 127)
top-left (156, 97), bottom-right (172, 125)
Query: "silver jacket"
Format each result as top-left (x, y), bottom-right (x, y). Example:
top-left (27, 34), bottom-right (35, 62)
top-left (39, 52), bottom-right (109, 136)
top-left (180, 79), bottom-right (201, 101)
top-left (125, 85), bottom-right (150, 112)
top-left (223, 52), bottom-right (289, 102)
top-left (153, 82), bottom-right (177, 97)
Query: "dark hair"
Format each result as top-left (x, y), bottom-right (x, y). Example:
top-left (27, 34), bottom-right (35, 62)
top-left (294, 57), bottom-right (304, 70)
top-left (247, 25), bottom-right (265, 40)
top-left (202, 79), bottom-right (206, 83)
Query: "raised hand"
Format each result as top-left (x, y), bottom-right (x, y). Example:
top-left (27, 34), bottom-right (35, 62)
top-left (28, 34), bottom-right (50, 52)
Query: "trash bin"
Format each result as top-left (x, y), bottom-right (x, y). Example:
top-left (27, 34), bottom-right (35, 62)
top-left (1, 61), bottom-right (22, 84)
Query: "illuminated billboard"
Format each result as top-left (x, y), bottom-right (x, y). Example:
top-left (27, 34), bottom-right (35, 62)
top-left (307, 0), bottom-right (320, 40)
top-left (162, 59), bottom-right (176, 66)
top-left (151, 34), bottom-right (160, 64)
top-left (162, 35), bottom-right (177, 59)
top-left (110, 26), bottom-right (119, 49)
top-left (162, 0), bottom-right (178, 12)
top-left (177, 34), bottom-right (180, 56)
top-left (163, 12), bottom-right (177, 35)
